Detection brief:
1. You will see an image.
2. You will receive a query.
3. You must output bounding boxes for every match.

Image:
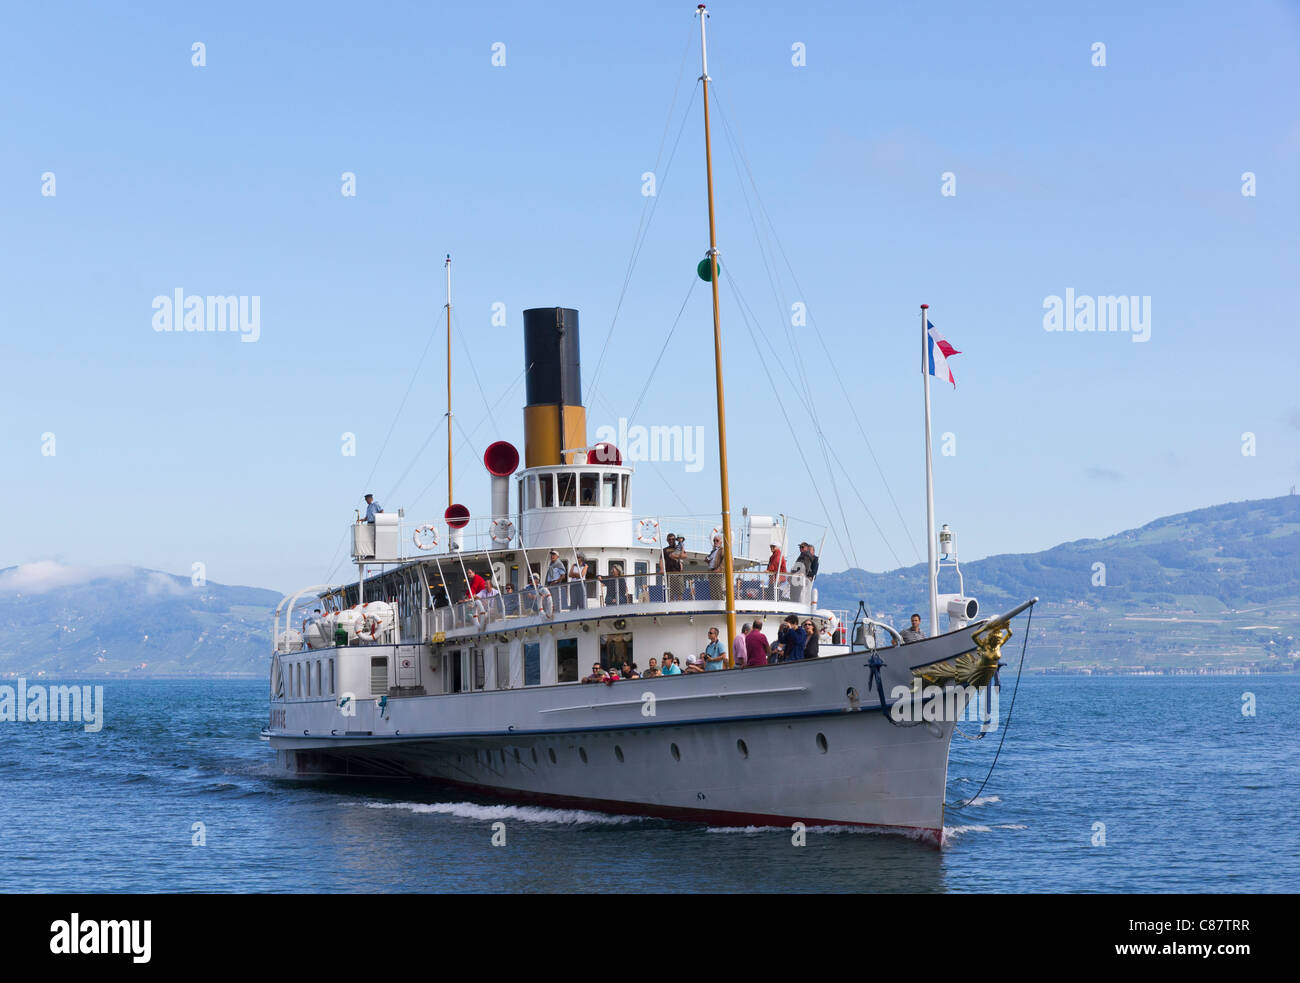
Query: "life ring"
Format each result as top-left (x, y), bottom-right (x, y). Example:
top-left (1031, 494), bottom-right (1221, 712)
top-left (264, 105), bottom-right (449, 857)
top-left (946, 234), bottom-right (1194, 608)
top-left (537, 586), bottom-right (555, 620)
top-left (636, 518), bottom-right (660, 544)
top-left (412, 525), bottom-right (439, 550)
top-left (471, 599), bottom-right (488, 629)
top-left (489, 519), bottom-right (516, 545)
top-left (356, 615), bottom-right (379, 641)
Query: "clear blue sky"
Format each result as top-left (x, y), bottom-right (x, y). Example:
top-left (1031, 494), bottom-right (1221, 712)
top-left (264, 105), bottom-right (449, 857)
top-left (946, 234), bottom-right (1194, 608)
top-left (3, 0), bottom-right (1297, 593)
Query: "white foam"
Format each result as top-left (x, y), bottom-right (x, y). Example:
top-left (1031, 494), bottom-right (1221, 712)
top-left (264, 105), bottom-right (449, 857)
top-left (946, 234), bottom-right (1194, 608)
top-left (706, 823), bottom-right (938, 843)
top-left (965, 795), bottom-right (1001, 807)
top-left (361, 800), bottom-right (647, 826)
top-left (942, 824), bottom-right (992, 844)
top-left (994, 824), bottom-right (1028, 830)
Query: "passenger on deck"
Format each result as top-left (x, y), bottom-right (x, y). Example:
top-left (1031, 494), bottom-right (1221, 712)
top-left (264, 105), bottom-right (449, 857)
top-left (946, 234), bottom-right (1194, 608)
top-left (782, 614), bottom-right (807, 662)
top-left (466, 570), bottom-right (486, 599)
top-left (732, 623), bottom-right (750, 668)
top-left (363, 494), bottom-right (383, 523)
top-left (896, 613), bottom-right (925, 645)
top-left (660, 653), bottom-right (682, 675)
top-left (702, 627), bottom-right (727, 670)
top-left (430, 584), bottom-right (449, 608)
top-left (661, 534), bottom-right (684, 597)
top-left (766, 544), bottom-right (786, 599)
top-left (604, 564), bottom-right (629, 606)
top-left (568, 553), bottom-right (589, 610)
top-left (475, 579), bottom-right (500, 600)
top-left (545, 550), bottom-right (567, 610)
top-left (774, 618), bottom-right (790, 662)
top-left (622, 662), bottom-right (640, 679)
top-left (643, 657), bottom-right (662, 678)
top-left (683, 654), bottom-right (705, 674)
top-left (582, 663), bottom-right (608, 684)
top-left (744, 619), bottom-right (770, 667)
top-left (803, 620), bottom-right (820, 660)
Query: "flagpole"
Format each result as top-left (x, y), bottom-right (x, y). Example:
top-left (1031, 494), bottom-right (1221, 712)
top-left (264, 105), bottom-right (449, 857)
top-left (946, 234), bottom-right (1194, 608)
top-left (922, 303), bottom-right (939, 637)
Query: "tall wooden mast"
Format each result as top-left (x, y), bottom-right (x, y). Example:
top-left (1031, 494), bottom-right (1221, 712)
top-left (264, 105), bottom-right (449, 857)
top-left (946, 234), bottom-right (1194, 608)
top-left (697, 4), bottom-right (738, 663)
top-left (445, 254), bottom-right (454, 510)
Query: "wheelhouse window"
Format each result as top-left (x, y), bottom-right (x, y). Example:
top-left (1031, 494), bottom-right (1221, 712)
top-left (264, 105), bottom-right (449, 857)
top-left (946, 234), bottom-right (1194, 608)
top-left (556, 638), bottom-right (579, 683)
top-left (580, 472), bottom-right (598, 506)
top-left (621, 476), bottom-right (630, 509)
top-left (557, 472), bottom-right (577, 507)
top-left (539, 474), bottom-right (554, 507)
top-left (602, 472), bottom-right (619, 507)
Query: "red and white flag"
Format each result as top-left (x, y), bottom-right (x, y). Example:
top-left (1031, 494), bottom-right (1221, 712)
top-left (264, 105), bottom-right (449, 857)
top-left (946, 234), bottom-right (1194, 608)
top-left (927, 322), bottom-right (961, 388)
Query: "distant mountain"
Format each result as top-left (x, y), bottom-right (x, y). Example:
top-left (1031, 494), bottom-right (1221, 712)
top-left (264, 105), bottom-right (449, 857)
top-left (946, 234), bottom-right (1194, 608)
top-left (4, 495), bottom-right (1298, 676)
top-left (815, 494), bottom-right (1300, 671)
top-left (0, 563), bottom-right (280, 676)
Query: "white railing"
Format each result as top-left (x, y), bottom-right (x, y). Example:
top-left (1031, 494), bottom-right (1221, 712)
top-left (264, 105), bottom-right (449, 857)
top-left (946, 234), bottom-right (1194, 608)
top-left (428, 570), bottom-right (828, 635)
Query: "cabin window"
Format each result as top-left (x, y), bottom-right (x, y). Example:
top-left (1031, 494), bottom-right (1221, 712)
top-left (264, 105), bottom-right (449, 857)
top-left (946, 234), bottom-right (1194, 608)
top-left (315, 661), bottom-right (322, 696)
top-left (495, 648), bottom-right (511, 689)
top-left (328, 658), bottom-right (335, 695)
top-left (524, 643), bottom-right (541, 686)
top-left (634, 560), bottom-right (649, 597)
top-left (557, 472), bottom-right (577, 506)
top-left (471, 648), bottom-right (486, 691)
top-left (370, 657), bottom-right (388, 697)
top-left (602, 472), bottom-right (619, 507)
top-left (579, 472), bottom-right (598, 506)
top-left (600, 632), bottom-right (633, 671)
top-left (556, 638), bottom-right (579, 683)
top-left (539, 474), bottom-right (554, 507)
top-left (621, 476), bottom-right (630, 509)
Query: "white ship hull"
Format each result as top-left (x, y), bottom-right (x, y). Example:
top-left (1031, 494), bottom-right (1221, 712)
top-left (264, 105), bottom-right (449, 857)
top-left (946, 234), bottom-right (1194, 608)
top-left (268, 623), bottom-right (999, 846)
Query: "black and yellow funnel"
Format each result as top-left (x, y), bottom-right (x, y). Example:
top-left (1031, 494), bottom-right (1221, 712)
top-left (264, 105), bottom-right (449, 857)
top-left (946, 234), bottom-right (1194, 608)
top-left (522, 307), bottom-right (587, 467)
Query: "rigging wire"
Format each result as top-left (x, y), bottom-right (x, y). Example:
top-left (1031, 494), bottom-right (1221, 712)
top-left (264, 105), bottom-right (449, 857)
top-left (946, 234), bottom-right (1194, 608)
top-left (316, 309), bottom-right (442, 585)
top-left (721, 273), bottom-right (854, 568)
top-left (711, 82), bottom-right (925, 565)
top-left (587, 25), bottom-right (701, 406)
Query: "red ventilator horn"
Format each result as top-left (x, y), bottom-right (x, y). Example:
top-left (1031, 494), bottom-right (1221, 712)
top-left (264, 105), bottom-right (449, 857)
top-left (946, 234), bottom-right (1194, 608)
top-left (587, 442), bottom-right (622, 466)
top-left (444, 504), bottom-right (471, 529)
top-left (484, 440), bottom-right (520, 476)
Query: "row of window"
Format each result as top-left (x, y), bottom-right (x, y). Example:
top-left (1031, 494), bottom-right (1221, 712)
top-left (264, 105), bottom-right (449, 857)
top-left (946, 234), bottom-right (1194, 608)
top-left (457, 732), bottom-right (833, 768)
top-left (520, 471), bottom-right (629, 510)
top-left (438, 633), bottom-right (635, 693)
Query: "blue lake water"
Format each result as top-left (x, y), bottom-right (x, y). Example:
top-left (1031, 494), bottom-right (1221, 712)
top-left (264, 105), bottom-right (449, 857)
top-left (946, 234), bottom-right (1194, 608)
top-left (0, 675), bottom-right (1295, 893)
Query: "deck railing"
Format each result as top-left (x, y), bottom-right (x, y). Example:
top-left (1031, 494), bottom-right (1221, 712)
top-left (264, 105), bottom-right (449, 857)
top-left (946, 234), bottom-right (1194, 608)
top-left (430, 570), bottom-right (827, 634)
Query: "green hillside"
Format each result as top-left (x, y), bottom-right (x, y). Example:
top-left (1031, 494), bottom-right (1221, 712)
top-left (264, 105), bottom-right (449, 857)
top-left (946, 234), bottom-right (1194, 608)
top-left (814, 494), bottom-right (1300, 673)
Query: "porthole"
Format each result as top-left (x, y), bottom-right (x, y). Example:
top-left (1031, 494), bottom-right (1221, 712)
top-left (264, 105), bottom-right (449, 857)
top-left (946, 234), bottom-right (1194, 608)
top-left (670, 742), bottom-right (681, 762)
top-left (548, 748), bottom-right (557, 764)
top-left (737, 739), bottom-right (749, 758)
top-left (816, 732), bottom-right (828, 753)
top-left (579, 747), bottom-right (588, 764)
top-left (615, 745), bottom-right (625, 763)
